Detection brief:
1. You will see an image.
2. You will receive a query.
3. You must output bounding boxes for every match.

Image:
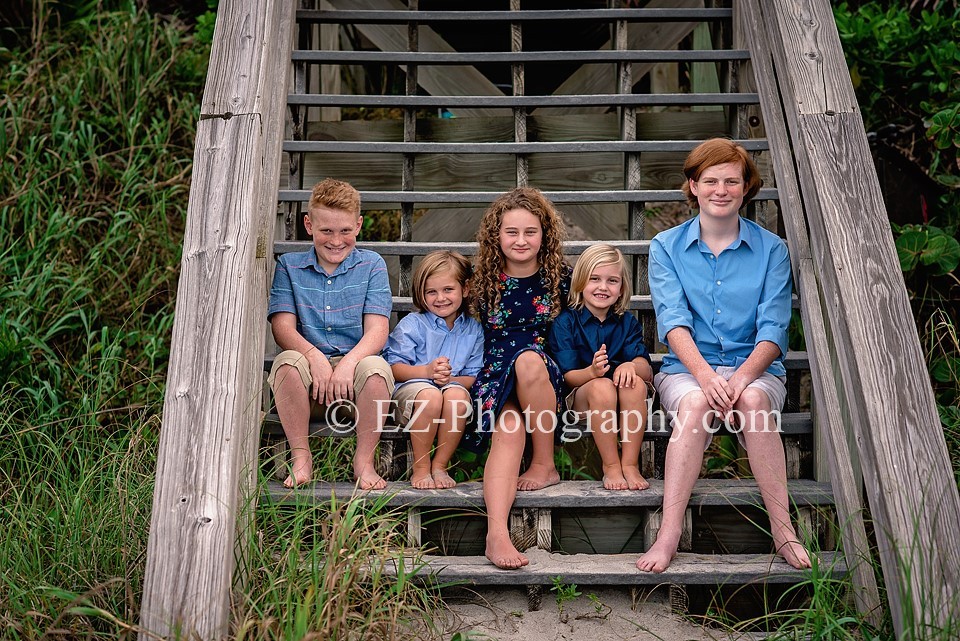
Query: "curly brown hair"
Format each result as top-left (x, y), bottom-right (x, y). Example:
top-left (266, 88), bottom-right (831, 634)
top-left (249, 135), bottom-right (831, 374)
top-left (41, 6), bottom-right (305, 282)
top-left (473, 187), bottom-right (568, 320)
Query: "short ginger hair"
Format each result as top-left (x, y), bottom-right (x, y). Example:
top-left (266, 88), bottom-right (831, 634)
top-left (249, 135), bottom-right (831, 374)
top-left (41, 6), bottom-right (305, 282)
top-left (680, 138), bottom-right (762, 208)
top-left (309, 178), bottom-right (361, 217)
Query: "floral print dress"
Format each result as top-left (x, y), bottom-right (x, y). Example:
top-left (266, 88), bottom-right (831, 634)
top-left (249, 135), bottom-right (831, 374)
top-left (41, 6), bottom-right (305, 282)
top-left (464, 269), bottom-right (570, 450)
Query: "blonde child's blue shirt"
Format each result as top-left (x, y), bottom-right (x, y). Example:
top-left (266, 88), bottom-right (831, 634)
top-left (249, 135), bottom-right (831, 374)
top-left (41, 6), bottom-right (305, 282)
top-left (267, 247), bottom-right (392, 357)
top-left (383, 310), bottom-right (484, 390)
top-left (548, 306), bottom-right (651, 383)
top-left (649, 215), bottom-right (792, 377)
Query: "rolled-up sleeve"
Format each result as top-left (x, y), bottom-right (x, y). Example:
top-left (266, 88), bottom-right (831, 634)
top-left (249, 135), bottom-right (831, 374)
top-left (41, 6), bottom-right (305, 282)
top-left (267, 257), bottom-right (295, 319)
top-left (649, 237), bottom-right (694, 344)
top-left (755, 240), bottom-right (792, 357)
top-left (363, 254), bottom-right (393, 318)
top-left (621, 314), bottom-right (652, 364)
top-left (548, 312), bottom-right (580, 373)
top-left (383, 315), bottom-right (421, 366)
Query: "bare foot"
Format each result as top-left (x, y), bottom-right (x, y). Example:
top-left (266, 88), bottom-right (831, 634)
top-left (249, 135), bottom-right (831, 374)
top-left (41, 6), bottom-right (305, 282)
top-left (517, 463), bottom-right (561, 491)
top-left (602, 462), bottom-right (628, 490)
top-left (410, 471), bottom-right (436, 489)
top-left (636, 533), bottom-right (680, 573)
top-left (774, 529), bottom-right (812, 569)
top-left (354, 462), bottom-right (387, 490)
top-left (282, 456), bottom-right (313, 488)
top-left (431, 468), bottom-right (457, 489)
top-left (485, 532), bottom-right (529, 569)
top-left (622, 464), bottom-right (650, 490)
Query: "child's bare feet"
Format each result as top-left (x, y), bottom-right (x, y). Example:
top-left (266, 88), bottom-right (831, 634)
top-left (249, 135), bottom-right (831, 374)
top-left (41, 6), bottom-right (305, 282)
top-left (431, 468), bottom-right (457, 489)
top-left (774, 527), bottom-right (812, 569)
top-left (636, 531), bottom-right (680, 573)
top-left (485, 532), bottom-right (529, 569)
top-left (354, 461), bottom-right (387, 490)
top-left (517, 463), bottom-right (560, 491)
top-left (601, 462), bottom-right (627, 490)
top-left (410, 471), bottom-right (436, 489)
top-left (282, 454), bottom-right (313, 488)
top-left (622, 464), bottom-right (650, 490)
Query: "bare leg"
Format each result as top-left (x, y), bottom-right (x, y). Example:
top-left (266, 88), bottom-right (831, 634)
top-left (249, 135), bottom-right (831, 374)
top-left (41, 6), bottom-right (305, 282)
top-left (576, 379), bottom-right (626, 490)
top-left (738, 389), bottom-right (812, 569)
top-left (354, 374), bottom-right (390, 490)
top-left (406, 387), bottom-right (442, 489)
top-left (515, 352), bottom-right (561, 491)
top-left (431, 387), bottom-right (470, 488)
top-left (484, 400), bottom-right (529, 569)
top-left (273, 364), bottom-right (313, 488)
top-left (637, 392), bottom-right (712, 572)
top-left (619, 384), bottom-right (649, 491)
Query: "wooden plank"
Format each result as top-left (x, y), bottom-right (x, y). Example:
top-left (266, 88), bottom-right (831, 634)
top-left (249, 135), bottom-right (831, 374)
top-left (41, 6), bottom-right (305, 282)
top-left (326, 0), bottom-right (508, 119)
top-left (691, 22), bottom-right (723, 112)
top-left (264, 478), bottom-right (836, 509)
top-left (536, 0), bottom-right (706, 116)
top-left (139, 1), bottom-right (295, 639)
top-left (765, 1), bottom-right (960, 634)
top-left (387, 550), bottom-right (845, 586)
top-left (738, 0), bottom-right (881, 623)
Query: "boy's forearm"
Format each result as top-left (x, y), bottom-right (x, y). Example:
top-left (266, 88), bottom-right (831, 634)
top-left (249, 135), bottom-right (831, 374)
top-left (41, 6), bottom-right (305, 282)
top-left (563, 366), bottom-right (598, 389)
top-left (271, 314), bottom-right (322, 356)
top-left (338, 315), bottom-right (389, 365)
top-left (666, 327), bottom-right (714, 381)
top-left (392, 362), bottom-right (430, 382)
top-left (730, 341), bottom-right (780, 386)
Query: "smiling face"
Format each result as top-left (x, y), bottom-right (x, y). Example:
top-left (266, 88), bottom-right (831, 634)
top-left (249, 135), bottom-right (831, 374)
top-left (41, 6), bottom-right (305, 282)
top-left (582, 262), bottom-right (623, 320)
top-left (304, 205), bottom-right (362, 273)
top-left (498, 208), bottom-right (543, 276)
top-left (690, 161), bottom-right (746, 221)
top-left (422, 270), bottom-right (467, 328)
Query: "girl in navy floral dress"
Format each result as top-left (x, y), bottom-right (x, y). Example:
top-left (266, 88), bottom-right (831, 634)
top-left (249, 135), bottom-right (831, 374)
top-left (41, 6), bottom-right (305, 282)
top-left (469, 187), bottom-right (570, 569)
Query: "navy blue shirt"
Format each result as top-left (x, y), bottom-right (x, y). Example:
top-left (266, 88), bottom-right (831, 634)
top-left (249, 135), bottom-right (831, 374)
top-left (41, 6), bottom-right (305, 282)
top-left (548, 306), bottom-right (651, 386)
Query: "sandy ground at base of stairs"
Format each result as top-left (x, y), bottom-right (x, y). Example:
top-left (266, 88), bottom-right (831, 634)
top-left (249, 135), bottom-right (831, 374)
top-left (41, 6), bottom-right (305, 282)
top-left (436, 585), bottom-right (766, 641)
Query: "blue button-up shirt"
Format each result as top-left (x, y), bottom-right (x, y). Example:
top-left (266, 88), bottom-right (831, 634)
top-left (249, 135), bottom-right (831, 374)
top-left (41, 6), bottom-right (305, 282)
top-left (383, 311), bottom-right (484, 390)
top-left (548, 306), bottom-right (651, 385)
top-left (267, 247), bottom-right (392, 357)
top-left (649, 215), bottom-right (792, 376)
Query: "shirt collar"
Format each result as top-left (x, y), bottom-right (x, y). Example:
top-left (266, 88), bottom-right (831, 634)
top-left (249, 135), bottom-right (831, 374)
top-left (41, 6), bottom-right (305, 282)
top-left (425, 310), bottom-right (464, 330)
top-left (289, 246), bottom-right (362, 276)
top-left (684, 215), bottom-right (754, 251)
top-left (576, 305), bottom-right (616, 325)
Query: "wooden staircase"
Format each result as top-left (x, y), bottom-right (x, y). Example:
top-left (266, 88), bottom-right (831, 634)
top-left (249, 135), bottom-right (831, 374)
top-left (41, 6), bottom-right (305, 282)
top-left (140, 1), bottom-right (960, 638)
top-left (264, 0), bottom-right (844, 616)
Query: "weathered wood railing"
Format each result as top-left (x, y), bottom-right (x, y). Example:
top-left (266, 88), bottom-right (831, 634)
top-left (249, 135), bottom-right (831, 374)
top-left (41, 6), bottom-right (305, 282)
top-left (138, 1), bottom-right (295, 639)
top-left (743, 0), bottom-right (960, 636)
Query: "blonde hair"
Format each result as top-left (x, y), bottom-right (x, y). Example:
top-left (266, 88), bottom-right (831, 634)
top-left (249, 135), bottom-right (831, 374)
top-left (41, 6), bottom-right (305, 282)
top-left (309, 178), bottom-right (361, 216)
top-left (473, 187), bottom-right (568, 319)
top-left (569, 244), bottom-right (632, 316)
top-left (411, 251), bottom-right (472, 314)
top-left (680, 138), bottom-right (762, 208)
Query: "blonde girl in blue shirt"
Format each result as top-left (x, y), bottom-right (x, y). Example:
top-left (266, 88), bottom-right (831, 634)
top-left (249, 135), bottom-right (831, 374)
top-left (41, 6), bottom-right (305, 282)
top-left (549, 244), bottom-right (653, 491)
top-left (384, 251), bottom-right (484, 489)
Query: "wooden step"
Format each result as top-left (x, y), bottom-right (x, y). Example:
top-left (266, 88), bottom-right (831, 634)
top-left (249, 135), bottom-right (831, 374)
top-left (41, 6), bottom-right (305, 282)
top-left (386, 549), bottom-right (846, 587)
top-left (264, 478), bottom-right (834, 509)
top-left (297, 7), bottom-right (734, 25)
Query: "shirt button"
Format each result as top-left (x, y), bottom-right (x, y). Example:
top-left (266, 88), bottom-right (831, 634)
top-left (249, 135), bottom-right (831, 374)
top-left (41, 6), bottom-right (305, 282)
top-left (326, 326), bottom-right (332, 331)
top-left (716, 280), bottom-right (722, 285)
top-left (327, 280), bottom-right (332, 285)
top-left (325, 305), bottom-right (331, 310)
top-left (716, 309), bottom-right (721, 314)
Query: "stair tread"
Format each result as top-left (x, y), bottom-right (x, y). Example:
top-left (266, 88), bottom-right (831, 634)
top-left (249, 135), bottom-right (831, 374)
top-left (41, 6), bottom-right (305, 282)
top-left (265, 478), bottom-right (834, 508)
top-left (391, 549), bottom-right (845, 585)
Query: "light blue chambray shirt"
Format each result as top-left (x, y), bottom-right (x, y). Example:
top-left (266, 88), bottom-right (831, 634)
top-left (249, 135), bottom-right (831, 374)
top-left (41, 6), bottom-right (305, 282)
top-left (649, 215), bottom-right (792, 377)
top-left (383, 311), bottom-right (484, 390)
top-left (267, 247), bottom-right (392, 357)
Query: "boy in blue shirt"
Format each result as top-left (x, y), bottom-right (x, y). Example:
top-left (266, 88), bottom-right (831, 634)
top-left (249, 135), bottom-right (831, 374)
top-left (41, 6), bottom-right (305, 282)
top-left (267, 178), bottom-right (394, 489)
top-left (638, 139), bottom-right (812, 573)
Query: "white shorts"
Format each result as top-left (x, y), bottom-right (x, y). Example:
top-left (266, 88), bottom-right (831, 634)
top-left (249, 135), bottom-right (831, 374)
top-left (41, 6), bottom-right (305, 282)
top-left (654, 367), bottom-right (787, 449)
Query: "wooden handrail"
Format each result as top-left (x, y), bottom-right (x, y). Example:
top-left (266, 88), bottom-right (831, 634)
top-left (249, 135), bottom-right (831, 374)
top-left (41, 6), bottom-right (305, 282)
top-left (138, 1), bottom-right (296, 639)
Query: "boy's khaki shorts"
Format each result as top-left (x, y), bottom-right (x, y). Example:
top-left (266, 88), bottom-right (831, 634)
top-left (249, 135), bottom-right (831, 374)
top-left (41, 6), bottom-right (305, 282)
top-left (267, 350), bottom-right (395, 418)
top-left (392, 382), bottom-right (474, 425)
top-left (654, 367), bottom-right (786, 450)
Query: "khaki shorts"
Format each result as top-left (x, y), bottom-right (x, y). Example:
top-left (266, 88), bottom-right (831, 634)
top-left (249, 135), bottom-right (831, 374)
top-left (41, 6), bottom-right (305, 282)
top-left (267, 350), bottom-right (395, 418)
top-left (654, 367), bottom-right (786, 450)
top-left (392, 382), bottom-right (474, 425)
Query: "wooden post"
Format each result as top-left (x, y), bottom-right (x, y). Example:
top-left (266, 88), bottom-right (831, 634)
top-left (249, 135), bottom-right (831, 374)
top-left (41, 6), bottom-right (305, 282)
top-left (760, 0), bottom-right (960, 635)
top-left (139, 2), bottom-right (295, 639)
